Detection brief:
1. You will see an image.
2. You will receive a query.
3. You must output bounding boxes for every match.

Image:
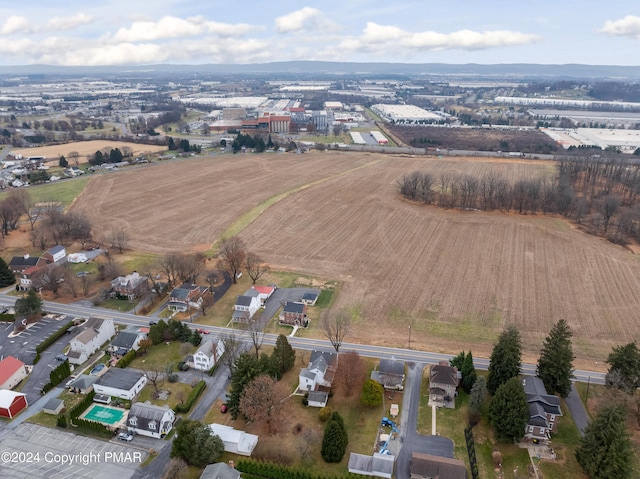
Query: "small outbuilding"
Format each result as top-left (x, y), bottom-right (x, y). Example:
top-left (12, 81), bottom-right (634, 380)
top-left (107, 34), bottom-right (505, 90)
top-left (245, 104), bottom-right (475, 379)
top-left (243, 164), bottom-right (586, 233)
top-left (209, 423), bottom-right (258, 456)
top-left (43, 398), bottom-right (65, 415)
top-left (0, 390), bottom-right (28, 418)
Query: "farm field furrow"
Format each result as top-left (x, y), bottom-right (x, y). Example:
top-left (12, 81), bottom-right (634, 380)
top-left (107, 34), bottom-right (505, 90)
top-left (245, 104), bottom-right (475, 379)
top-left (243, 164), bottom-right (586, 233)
top-left (238, 155), bottom-right (640, 359)
top-left (71, 153), bottom-right (375, 253)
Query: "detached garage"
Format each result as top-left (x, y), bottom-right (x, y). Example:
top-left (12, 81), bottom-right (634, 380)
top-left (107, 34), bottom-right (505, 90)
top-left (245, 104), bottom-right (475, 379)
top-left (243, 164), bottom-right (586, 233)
top-left (0, 390), bottom-right (28, 418)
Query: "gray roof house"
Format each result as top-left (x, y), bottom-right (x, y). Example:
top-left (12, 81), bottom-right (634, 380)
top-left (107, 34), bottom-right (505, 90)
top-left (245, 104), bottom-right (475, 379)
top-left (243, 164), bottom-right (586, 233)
top-left (127, 402), bottom-right (175, 439)
top-left (69, 374), bottom-right (98, 394)
top-left (371, 358), bottom-right (405, 390)
top-left (429, 361), bottom-right (460, 409)
top-left (298, 350), bottom-right (337, 393)
top-left (93, 368), bottom-right (147, 400)
top-left (200, 463), bottom-right (241, 479)
top-left (410, 452), bottom-right (467, 479)
top-left (522, 376), bottom-right (563, 442)
top-left (348, 452), bottom-right (395, 479)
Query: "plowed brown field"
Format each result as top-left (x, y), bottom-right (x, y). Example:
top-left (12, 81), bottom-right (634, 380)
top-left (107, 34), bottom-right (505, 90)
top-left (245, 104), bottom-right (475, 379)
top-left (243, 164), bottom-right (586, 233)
top-left (13, 140), bottom-right (166, 163)
top-left (71, 152), bottom-right (640, 360)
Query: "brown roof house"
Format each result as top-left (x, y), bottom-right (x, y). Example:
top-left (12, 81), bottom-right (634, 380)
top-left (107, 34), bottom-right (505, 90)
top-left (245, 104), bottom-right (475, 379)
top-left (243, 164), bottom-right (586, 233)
top-left (429, 361), bottom-right (461, 409)
top-left (410, 452), bottom-right (467, 479)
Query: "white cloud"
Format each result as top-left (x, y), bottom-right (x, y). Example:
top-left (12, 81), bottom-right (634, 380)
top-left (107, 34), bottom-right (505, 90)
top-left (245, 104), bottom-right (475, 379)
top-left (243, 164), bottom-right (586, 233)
top-left (0, 16), bottom-right (31, 35)
top-left (599, 15), bottom-right (640, 38)
top-left (338, 22), bottom-right (539, 54)
top-left (275, 7), bottom-right (334, 33)
top-left (111, 15), bottom-right (257, 42)
top-left (0, 13), bottom-right (93, 36)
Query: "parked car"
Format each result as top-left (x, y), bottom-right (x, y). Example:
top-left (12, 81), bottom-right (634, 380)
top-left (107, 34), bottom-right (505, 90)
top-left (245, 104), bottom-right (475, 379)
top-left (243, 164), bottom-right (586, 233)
top-left (118, 432), bottom-right (134, 442)
top-left (220, 404), bottom-right (228, 413)
top-left (196, 328), bottom-right (209, 335)
top-left (149, 321), bottom-right (157, 326)
top-left (64, 375), bottom-right (78, 388)
top-left (54, 354), bottom-right (67, 362)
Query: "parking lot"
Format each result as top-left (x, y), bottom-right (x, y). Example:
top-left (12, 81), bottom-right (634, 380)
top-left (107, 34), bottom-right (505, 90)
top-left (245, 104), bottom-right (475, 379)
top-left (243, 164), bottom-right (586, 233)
top-left (0, 423), bottom-right (147, 479)
top-left (0, 314), bottom-right (72, 365)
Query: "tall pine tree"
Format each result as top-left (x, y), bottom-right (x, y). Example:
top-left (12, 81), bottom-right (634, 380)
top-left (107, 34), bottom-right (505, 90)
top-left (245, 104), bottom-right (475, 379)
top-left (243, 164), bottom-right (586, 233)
top-left (487, 326), bottom-right (522, 395)
top-left (605, 341), bottom-right (640, 394)
top-left (489, 376), bottom-right (529, 443)
top-left (271, 334), bottom-right (295, 379)
top-left (461, 351), bottom-right (477, 393)
top-left (0, 257), bottom-right (16, 287)
top-left (536, 319), bottom-right (574, 398)
top-left (321, 412), bottom-right (348, 463)
top-left (575, 405), bottom-right (633, 479)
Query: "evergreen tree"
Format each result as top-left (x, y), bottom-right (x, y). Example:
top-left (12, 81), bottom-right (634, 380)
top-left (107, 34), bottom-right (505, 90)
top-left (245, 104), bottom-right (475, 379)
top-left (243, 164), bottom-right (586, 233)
top-left (605, 341), bottom-right (640, 394)
top-left (487, 326), bottom-right (522, 395)
top-left (14, 289), bottom-right (43, 320)
top-left (271, 334), bottom-right (296, 378)
top-left (321, 412), bottom-right (348, 463)
top-left (489, 376), bottom-right (529, 443)
top-left (227, 352), bottom-right (267, 419)
top-left (461, 351), bottom-right (477, 393)
top-left (450, 351), bottom-right (465, 370)
top-left (469, 375), bottom-right (488, 415)
top-left (109, 148), bottom-right (123, 163)
top-left (171, 419), bottom-right (224, 467)
top-left (59, 155), bottom-right (68, 167)
top-left (167, 136), bottom-right (176, 150)
top-left (360, 379), bottom-right (383, 407)
top-left (0, 257), bottom-right (16, 287)
top-left (575, 405), bottom-right (633, 479)
top-left (536, 319), bottom-right (575, 398)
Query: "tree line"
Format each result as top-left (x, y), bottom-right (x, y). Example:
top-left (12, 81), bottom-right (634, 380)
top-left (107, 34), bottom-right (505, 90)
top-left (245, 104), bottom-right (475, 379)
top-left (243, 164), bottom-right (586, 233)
top-left (398, 155), bottom-right (640, 244)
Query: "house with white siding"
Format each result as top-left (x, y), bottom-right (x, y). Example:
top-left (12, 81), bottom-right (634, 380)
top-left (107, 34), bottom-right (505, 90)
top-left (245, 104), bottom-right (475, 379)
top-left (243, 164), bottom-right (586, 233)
top-left (67, 317), bottom-right (115, 365)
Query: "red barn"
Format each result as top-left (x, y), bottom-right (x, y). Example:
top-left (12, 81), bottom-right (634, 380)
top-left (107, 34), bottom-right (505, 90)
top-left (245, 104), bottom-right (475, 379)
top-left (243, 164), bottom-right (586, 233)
top-left (0, 390), bottom-right (27, 418)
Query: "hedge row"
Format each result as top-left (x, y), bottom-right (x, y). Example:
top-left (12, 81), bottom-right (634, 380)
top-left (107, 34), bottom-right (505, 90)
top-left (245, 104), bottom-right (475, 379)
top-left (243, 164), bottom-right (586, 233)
top-left (36, 320), bottom-right (74, 353)
top-left (116, 349), bottom-right (136, 368)
top-left (174, 380), bottom-right (206, 413)
top-left (236, 459), bottom-right (360, 479)
top-left (0, 313), bottom-right (15, 322)
top-left (69, 390), bottom-right (95, 419)
top-left (41, 360), bottom-right (71, 394)
top-left (71, 417), bottom-right (111, 436)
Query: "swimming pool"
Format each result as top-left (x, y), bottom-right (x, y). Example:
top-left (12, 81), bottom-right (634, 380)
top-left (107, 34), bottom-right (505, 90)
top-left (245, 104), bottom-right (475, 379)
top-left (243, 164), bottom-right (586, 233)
top-left (90, 363), bottom-right (106, 375)
top-left (82, 404), bottom-right (125, 425)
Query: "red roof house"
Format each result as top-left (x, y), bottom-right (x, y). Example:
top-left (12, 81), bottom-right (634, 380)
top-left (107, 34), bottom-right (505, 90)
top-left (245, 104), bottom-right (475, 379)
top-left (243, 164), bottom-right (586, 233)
top-left (0, 390), bottom-right (28, 418)
top-left (0, 356), bottom-right (28, 390)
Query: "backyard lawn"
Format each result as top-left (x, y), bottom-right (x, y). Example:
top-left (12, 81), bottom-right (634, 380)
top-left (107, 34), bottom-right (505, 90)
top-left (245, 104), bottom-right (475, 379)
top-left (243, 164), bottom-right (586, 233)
top-left (137, 381), bottom-right (195, 410)
top-left (129, 341), bottom-right (195, 371)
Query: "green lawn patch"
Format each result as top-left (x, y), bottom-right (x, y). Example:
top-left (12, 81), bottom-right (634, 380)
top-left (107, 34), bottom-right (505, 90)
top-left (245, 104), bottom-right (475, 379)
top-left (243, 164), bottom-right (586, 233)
top-left (27, 411), bottom-right (59, 428)
top-left (137, 381), bottom-right (195, 410)
top-left (129, 341), bottom-right (194, 371)
top-left (19, 176), bottom-right (91, 207)
top-left (99, 298), bottom-right (136, 312)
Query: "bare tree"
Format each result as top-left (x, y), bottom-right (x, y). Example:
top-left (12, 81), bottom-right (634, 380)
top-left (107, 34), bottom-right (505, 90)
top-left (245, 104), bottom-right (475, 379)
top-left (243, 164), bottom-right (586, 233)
top-left (199, 294), bottom-right (214, 316)
top-left (175, 253), bottom-right (205, 284)
top-left (216, 236), bottom-right (246, 284)
top-left (221, 332), bottom-right (242, 375)
top-left (80, 274), bottom-right (95, 297)
top-left (239, 375), bottom-right (289, 435)
top-left (68, 151), bottom-right (80, 167)
top-left (158, 253), bottom-right (181, 289)
top-left (334, 350), bottom-right (365, 396)
top-left (33, 264), bottom-right (66, 296)
top-left (163, 458), bottom-right (188, 479)
top-left (63, 264), bottom-right (78, 298)
top-left (206, 270), bottom-right (224, 290)
top-left (247, 315), bottom-right (265, 359)
top-left (29, 227), bottom-right (49, 250)
top-left (147, 369), bottom-right (164, 397)
top-left (320, 309), bottom-right (351, 353)
top-left (9, 189), bottom-right (35, 229)
top-left (297, 428), bottom-right (318, 460)
top-left (245, 252), bottom-right (269, 284)
top-left (107, 226), bottom-right (129, 253)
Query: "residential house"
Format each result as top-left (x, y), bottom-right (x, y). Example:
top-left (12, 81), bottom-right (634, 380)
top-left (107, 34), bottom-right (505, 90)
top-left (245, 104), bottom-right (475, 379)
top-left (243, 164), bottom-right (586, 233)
top-left (307, 391), bottom-right (329, 408)
top-left (231, 291), bottom-right (261, 323)
top-left (410, 452), bottom-right (467, 479)
top-left (522, 376), bottom-right (563, 442)
top-left (168, 283), bottom-right (208, 312)
top-left (67, 318), bottom-right (116, 365)
top-left (0, 390), bottom-right (28, 418)
top-left (192, 337), bottom-right (225, 371)
top-left (429, 361), bottom-right (460, 409)
top-left (251, 285), bottom-right (276, 305)
top-left (348, 452), bottom-right (395, 479)
top-left (209, 423), bottom-right (258, 456)
top-left (17, 263), bottom-right (46, 291)
top-left (110, 326), bottom-right (148, 356)
top-left (127, 402), bottom-right (175, 439)
top-left (0, 356), bottom-right (28, 390)
top-left (200, 463), bottom-right (241, 479)
top-left (9, 254), bottom-right (45, 274)
top-left (93, 368), bottom-right (147, 400)
top-left (298, 350), bottom-right (338, 392)
top-left (279, 301), bottom-right (308, 327)
top-left (111, 272), bottom-right (149, 300)
top-left (371, 358), bottom-right (405, 391)
top-left (42, 245), bottom-right (66, 264)
top-left (68, 374), bottom-right (98, 394)
top-left (301, 291), bottom-right (319, 306)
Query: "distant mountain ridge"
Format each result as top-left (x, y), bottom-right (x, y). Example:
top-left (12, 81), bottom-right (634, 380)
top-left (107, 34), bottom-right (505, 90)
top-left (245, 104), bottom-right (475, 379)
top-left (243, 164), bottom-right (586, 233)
top-left (0, 61), bottom-right (639, 79)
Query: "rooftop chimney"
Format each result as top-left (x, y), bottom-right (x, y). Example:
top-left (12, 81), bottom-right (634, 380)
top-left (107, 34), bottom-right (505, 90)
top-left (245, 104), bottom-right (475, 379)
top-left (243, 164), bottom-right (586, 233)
top-left (23, 253), bottom-right (29, 260)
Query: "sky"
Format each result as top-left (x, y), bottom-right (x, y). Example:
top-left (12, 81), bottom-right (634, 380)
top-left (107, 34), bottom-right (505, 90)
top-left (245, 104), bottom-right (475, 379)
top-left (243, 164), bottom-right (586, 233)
top-left (0, 1), bottom-right (638, 67)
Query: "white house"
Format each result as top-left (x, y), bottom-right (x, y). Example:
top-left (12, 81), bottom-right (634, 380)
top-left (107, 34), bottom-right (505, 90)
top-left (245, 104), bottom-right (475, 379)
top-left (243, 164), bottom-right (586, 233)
top-left (127, 402), bottom-right (175, 439)
top-left (43, 245), bottom-right (66, 264)
top-left (94, 369), bottom-right (147, 400)
top-left (209, 423), bottom-right (258, 456)
top-left (251, 285), bottom-right (276, 305)
top-left (231, 291), bottom-right (261, 323)
top-left (0, 356), bottom-right (28, 390)
top-left (67, 318), bottom-right (116, 365)
top-left (298, 350), bottom-right (338, 393)
top-left (192, 337), bottom-right (225, 371)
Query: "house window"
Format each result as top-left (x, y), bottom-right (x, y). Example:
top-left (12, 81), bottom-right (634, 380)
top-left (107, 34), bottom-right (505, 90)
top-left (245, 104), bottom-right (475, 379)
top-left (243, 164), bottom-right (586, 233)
top-left (129, 417), bottom-right (137, 426)
top-left (528, 426), bottom-right (534, 433)
top-left (540, 428), bottom-right (545, 434)
top-left (148, 421), bottom-right (156, 430)
top-left (550, 414), bottom-right (555, 422)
